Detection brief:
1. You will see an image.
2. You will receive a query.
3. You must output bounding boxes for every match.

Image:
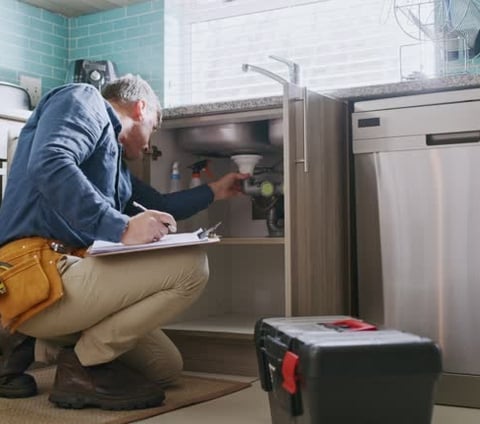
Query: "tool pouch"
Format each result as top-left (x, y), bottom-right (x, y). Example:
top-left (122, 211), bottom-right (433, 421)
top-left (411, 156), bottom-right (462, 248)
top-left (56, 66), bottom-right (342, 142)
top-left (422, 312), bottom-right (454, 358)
top-left (0, 238), bottom-right (64, 332)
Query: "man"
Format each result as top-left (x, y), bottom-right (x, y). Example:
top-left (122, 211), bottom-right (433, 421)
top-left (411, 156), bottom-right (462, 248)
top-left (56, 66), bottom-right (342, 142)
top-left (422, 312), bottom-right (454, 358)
top-left (0, 74), bottom-right (248, 409)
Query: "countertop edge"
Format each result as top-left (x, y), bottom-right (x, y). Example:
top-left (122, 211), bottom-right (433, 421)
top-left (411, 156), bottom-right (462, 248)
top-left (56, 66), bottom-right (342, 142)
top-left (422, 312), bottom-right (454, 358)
top-left (163, 74), bottom-right (480, 120)
top-left (327, 74), bottom-right (480, 101)
top-left (163, 96), bottom-right (283, 120)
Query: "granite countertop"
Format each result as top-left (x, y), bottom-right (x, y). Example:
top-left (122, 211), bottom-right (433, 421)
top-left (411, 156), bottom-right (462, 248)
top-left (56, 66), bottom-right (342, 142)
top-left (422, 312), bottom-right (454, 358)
top-left (163, 73), bottom-right (480, 120)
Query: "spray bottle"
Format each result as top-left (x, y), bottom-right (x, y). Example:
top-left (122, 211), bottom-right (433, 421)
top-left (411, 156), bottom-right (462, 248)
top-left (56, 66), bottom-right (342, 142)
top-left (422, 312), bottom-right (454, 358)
top-left (169, 161), bottom-right (181, 193)
top-left (188, 159), bottom-right (211, 188)
top-left (187, 159), bottom-right (212, 230)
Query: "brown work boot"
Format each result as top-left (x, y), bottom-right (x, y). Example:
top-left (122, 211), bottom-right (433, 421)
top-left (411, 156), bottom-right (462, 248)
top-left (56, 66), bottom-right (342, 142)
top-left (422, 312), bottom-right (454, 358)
top-left (0, 332), bottom-right (37, 398)
top-left (49, 348), bottom-right (165, 410)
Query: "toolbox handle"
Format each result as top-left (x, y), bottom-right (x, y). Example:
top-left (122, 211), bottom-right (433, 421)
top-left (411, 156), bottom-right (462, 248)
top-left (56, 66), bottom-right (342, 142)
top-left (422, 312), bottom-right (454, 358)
top-left (329, 318), bottom-right (377, 332)
top-left (281, 351), bottom-right (299, 395)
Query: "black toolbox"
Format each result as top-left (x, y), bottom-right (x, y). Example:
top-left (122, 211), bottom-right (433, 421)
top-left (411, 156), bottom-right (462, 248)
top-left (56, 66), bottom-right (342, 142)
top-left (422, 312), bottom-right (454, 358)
top-left (255, 316), bottom-right (442, 424)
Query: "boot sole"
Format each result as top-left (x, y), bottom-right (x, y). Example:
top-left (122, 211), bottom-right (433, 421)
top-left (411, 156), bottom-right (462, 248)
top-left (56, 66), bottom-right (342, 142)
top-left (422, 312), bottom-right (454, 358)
top-left (0, 386), bottom-right (37, 398)
top-left (0, 375), bottom-right (38, 398)
top-left (48, 391), bottom-right (165, 410)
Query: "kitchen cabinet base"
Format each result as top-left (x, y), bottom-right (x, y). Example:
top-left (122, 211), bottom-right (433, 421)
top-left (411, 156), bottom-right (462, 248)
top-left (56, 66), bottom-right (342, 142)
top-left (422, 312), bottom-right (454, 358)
top-left (164, 329), bottom-right (258, 377)
top-left (435, 372), bottom-right (480, 408)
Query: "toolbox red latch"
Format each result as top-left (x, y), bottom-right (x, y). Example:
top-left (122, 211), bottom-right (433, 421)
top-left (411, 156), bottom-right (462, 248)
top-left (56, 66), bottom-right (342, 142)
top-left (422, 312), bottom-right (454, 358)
top-left (331, 318), bottom-right (377, 331)
top-left (281, 351), bottom-right (299, 394)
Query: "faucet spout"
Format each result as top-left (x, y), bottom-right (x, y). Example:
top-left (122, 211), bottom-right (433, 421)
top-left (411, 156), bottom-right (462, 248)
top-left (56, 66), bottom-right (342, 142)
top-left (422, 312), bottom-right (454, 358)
top-left (242, 63), bottom-right (289, 86)
top-left (268, 55), bottom-right (301, 85)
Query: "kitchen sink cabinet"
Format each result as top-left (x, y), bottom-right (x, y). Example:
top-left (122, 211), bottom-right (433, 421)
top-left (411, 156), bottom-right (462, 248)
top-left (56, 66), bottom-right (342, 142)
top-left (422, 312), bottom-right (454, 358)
top-left (284, 86), bottom-right (350, 317)
top-left (142, 87), bottom-right (351, 375)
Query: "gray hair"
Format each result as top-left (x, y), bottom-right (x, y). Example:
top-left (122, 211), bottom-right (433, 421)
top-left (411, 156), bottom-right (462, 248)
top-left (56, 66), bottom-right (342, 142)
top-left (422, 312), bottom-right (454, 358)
top-left (102, 74), bottom-right (162, 125)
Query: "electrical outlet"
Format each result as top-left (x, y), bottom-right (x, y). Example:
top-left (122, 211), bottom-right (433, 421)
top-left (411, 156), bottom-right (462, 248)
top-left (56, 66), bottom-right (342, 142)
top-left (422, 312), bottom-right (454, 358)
top-left (19, 75), bottom-right (42, 108)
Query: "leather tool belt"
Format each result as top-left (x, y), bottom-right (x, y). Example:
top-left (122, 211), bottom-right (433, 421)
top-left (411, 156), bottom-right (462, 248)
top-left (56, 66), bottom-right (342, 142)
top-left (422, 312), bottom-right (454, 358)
top-left (0, 237), bottom-right (84, 332)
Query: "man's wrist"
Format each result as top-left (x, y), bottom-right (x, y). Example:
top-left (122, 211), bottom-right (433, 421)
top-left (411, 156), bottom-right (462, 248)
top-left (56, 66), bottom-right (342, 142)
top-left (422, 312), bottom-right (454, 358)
top-left (207, 182), bottom-right (218, 201)
top-left (120, 218), bottom-right (130, 241)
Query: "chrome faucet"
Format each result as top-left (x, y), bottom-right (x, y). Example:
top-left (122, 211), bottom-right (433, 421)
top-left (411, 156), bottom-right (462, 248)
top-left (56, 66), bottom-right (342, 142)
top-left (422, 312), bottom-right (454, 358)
top-left (241, 63), bottom-right (289, 86)
top-left (269, 55), bottom-right (301, 85)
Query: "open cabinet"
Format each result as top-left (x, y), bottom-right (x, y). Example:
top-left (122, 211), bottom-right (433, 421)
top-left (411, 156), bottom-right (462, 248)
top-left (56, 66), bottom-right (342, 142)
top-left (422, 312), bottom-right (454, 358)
top-left (143, 86), bottom-right (351, 375)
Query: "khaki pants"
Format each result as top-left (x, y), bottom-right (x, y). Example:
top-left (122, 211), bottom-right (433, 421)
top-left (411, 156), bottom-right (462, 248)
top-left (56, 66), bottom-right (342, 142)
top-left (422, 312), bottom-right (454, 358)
top-left (18, 245), bottom-right (209, 386)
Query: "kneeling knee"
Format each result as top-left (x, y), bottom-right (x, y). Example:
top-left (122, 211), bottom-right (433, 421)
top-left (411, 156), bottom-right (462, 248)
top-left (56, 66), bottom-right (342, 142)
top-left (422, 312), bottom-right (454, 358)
top-left (157, 350), bottom-right (183, 387)
top-left (181, 247), bottom-right (209, 292)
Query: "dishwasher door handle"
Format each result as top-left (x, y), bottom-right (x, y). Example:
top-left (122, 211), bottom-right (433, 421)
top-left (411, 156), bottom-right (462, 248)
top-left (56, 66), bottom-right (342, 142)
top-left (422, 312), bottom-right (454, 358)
top-left (426, 131), bottom-right (480, 146)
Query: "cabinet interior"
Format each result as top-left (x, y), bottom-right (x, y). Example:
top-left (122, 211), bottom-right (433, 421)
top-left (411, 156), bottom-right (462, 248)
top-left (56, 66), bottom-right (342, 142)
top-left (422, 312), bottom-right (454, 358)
top-left (148, 109), bottom-right (285, 335)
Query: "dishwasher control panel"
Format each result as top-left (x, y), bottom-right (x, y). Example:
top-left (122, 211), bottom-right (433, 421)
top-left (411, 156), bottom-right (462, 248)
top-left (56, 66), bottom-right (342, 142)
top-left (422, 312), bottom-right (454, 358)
top-left (352, 88), bottom-right (480, 154)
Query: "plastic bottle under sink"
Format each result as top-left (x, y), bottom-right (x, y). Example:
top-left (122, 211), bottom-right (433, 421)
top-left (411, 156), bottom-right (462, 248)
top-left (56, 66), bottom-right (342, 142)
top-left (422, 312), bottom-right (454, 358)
top-left (187, 160), bottom-right (210, 231)
top-left (169, 161), bottom-right (181, 193)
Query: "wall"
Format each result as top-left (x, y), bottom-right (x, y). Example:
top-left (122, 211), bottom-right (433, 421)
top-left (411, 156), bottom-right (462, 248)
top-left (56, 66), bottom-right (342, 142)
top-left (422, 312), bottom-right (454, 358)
top-left (0, 0), bottom-right (67, 95)
top-left (0, 0), bottom-right (164, 104)
top-left (69, 0), bottom-right (164, 100)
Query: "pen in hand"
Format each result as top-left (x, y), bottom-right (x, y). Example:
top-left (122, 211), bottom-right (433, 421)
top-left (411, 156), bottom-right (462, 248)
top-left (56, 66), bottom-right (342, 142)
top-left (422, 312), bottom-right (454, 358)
top-left (132, 201), bottom-right (147, 212)
top-left (132, 201), bottom-right (177, 233)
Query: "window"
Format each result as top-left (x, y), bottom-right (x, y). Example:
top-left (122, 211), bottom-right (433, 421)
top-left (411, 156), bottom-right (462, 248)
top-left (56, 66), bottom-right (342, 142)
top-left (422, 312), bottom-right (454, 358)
top-left (163, 0), bottom-right (473, 107)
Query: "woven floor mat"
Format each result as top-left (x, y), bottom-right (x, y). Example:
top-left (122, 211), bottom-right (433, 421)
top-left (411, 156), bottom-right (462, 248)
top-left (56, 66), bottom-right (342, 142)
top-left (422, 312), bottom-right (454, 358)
top-left (0, 366), bottom-right (252, 424)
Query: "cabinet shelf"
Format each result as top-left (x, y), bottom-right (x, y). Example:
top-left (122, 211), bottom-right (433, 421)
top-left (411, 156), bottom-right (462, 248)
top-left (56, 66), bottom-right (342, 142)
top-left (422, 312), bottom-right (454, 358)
top-left (215, 237), bottom-right (284, 245)
top-left (163, 313), bottom-right (267, 335)
top-left (163, 314), bottom-right (263, 376)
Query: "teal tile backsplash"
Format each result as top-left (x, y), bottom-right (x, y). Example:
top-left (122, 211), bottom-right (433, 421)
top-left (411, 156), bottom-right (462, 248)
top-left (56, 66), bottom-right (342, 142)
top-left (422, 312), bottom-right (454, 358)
top-left (69, 0), bottom-right (164, 101)
top-left (0, 0), bottom-right (67, 95)
top-left (0, 0), bottom-right (164, 105)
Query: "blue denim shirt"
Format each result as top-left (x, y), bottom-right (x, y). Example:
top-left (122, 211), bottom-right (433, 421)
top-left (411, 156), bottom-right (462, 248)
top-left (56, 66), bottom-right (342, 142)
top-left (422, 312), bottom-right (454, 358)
top-left (0, 83), bottom-right (131, 248)
top-left (0, 83), bottom-right (216, 248)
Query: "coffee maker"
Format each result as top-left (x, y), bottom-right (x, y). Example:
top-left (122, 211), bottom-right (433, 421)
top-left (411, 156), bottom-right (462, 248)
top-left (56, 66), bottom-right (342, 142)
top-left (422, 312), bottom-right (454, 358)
top-left (67, 59), bottom-right (118, 91)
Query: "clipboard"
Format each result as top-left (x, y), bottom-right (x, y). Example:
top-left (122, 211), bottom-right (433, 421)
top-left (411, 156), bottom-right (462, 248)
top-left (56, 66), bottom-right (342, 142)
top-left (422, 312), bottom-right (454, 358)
top-left (86, 227), bottom-right (220, 257)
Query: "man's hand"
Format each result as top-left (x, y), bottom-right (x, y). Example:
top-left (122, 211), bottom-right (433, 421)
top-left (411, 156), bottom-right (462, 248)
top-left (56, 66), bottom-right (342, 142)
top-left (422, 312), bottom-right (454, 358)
top-left (208, 172), bottom-right (250, 201)
top-left (121, 210), bottom-right (177, 245)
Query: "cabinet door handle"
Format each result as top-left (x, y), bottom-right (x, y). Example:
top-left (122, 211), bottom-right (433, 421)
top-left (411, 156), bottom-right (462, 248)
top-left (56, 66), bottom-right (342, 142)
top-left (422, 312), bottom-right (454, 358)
top-left (426, 131), bottom-right (480, 146)
top-left (295, 87), bottom-right (309, 173)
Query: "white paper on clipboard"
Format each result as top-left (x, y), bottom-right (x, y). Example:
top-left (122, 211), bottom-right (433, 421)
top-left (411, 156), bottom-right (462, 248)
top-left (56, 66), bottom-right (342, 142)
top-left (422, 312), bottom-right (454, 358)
top-left (86, 229), bottom-right (220, 256)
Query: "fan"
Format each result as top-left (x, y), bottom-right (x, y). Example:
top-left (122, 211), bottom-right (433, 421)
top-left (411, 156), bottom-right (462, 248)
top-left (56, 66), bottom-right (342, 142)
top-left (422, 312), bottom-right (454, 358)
top-left (393, 0), bottom-right (473, 41)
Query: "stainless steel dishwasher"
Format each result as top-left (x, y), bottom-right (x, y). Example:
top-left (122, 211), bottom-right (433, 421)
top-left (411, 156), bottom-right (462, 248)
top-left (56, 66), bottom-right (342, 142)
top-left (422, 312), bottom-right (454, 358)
top-left (352, 88), bottom-right (480, 408)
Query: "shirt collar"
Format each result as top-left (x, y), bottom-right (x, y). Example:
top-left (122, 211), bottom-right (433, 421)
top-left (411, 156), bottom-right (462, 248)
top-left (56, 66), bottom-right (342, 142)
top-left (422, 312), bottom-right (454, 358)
top-left (104, 100), bottom-right (122, 136)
